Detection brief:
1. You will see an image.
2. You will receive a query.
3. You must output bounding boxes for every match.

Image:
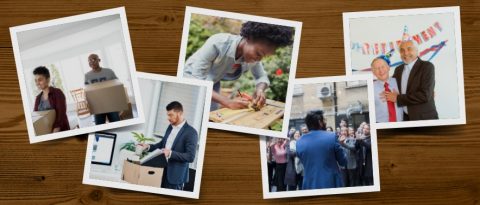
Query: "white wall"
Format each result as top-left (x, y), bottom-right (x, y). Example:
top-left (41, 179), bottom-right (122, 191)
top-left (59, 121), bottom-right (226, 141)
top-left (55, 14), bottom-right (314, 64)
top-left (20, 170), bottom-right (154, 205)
top-left (348, 12), bottom-right (460, 119)
top-left (17, 15), bottom-right (134, 113)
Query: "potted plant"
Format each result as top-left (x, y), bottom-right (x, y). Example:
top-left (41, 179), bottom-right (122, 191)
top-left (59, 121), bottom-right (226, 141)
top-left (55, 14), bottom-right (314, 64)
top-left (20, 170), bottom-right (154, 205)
top-left (120, 132), bottom-right (155, 159)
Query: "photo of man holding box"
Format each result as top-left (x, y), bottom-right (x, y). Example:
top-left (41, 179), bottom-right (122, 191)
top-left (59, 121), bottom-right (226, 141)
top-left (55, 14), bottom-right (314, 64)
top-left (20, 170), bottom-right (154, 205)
top-left (84, 54), bottom-right (121, 125)
top-left (139, 101), bottom-right (198, 190)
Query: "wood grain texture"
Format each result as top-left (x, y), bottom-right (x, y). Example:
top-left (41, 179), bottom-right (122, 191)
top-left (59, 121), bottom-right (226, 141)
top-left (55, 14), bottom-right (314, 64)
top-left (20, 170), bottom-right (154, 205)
top-left (0, 0), bottom-right (479, 204)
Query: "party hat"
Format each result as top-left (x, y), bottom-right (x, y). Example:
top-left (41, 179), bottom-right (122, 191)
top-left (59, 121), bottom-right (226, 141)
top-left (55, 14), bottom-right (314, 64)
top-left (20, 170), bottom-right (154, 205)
top-left (377, 49), bottom-right (395, 66)
top-left (401, 25), bottom-right (411, 41)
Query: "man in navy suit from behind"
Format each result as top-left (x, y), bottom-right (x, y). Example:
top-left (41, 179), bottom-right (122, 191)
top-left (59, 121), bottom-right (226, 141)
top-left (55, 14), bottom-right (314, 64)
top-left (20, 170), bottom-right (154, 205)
top-left (139, 101), bottom-right (198, 190)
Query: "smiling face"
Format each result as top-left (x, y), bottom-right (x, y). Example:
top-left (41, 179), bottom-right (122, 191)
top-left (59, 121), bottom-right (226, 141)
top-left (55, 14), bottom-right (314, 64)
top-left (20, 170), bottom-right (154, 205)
top-left (241, 39), bottom-right (276, 63)
top-left (348, 127), bottom-right (355, 137)
top-left (371, 58), bottom-right (391, 81)
top-left (34, 74), bottom-right (50, 90)
top-left (363, 124), bottom-right (370, 136)
top-left (399, 40), bottom-right (419, 64)
top-left (340, 127), bottom-right (348, 137)
top-left (88, 54), bottom-right (101, 70)
top-left (293, 131), bottom-right (301, 140)
top-left (301, 126), bottom-right (309, 134)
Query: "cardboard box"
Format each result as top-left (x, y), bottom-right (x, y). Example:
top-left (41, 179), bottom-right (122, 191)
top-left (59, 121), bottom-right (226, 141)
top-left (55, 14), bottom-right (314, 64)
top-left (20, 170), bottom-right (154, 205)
top-left (122, 160), bottom-right (163, 187)
top-left (84, 80), bottom-right (129, 114)
top-left (32, 110), bottom-right (56, 136)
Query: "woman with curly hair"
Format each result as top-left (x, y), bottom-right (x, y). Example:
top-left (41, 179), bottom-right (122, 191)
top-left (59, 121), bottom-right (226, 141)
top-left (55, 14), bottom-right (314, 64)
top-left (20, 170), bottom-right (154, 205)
top-left (184, 21), bottom-right (294, 111)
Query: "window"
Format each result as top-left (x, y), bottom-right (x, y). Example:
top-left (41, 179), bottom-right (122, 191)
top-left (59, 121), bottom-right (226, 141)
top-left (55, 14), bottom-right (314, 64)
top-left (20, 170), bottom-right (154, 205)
top-left (293, 84), bottom-right (304, 96)
top-left (345, 80), bottom-right (367, 88)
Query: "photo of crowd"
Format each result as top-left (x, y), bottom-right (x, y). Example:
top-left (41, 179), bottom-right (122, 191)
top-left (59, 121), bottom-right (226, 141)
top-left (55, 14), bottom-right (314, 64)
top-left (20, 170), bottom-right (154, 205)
top-left (262, 78), bottom-right (378, 196)
top-left (266, 118), bottom-right (373, 191)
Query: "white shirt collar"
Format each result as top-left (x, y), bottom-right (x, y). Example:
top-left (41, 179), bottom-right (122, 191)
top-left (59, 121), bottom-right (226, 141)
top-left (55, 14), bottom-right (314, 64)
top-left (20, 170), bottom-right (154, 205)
top-left (172, 120), bottom-right (186, 129)
top-left (406, 57), bottom-right (419, 71)
top-left (374, 78), bottom-right (394, 85)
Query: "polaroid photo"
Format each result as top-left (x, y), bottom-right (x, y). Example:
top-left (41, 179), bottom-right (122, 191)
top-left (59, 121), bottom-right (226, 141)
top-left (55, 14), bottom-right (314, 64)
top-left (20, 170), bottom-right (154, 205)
top-left (343, 6), bottom-right (466, 129)
top-left (260, 75), bottom-right (380, 199)
top-left (83, 72), bottom-right (213, 199)
top-left (10, 7), bottom-right (145, 143)
top-left (177, 6), bottom-right (302, 138)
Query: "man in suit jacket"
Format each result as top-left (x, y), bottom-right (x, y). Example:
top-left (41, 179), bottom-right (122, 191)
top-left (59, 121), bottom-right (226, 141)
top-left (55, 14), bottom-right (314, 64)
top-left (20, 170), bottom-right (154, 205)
top-left (385, 40), bottom-right (438, 121)
top-left (140, 101), bottom-right (198, 190)
top-left (296, 110), bottom-right (347, 189)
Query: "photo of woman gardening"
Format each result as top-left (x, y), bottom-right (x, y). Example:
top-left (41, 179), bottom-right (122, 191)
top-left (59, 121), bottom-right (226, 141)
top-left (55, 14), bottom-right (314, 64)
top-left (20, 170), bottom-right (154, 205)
top-left (181, 12), bottom-right (300, 133)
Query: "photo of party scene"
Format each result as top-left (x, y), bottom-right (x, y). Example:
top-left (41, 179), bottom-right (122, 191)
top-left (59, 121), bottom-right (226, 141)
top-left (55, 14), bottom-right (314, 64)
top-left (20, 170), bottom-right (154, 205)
top-left (84, 75), bottom-right (209, 197)
top-left (181, 9), bottom-right (300, 132)
top-left (345, 8), bottom-right (464, 123)
top-left (264, 81), bottom-right (376, 192)
top-left (14, 13), bottom-right (140, 137)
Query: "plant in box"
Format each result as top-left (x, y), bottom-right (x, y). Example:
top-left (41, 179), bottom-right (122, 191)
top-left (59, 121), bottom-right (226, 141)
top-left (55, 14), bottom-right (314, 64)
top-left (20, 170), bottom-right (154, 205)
top-left (120, 132), bottom-right (155, 160)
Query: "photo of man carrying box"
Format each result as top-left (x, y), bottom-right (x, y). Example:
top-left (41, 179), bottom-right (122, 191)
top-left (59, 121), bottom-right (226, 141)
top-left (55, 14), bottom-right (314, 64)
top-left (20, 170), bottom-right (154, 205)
top-left (138, 101), bottom-right (199, 190)
top-left (11, 9), bottom-right (144, 143)
top-left (84, 74), bottom-right (210, 198)
top-left (84, 54), bottom-right (121, 125)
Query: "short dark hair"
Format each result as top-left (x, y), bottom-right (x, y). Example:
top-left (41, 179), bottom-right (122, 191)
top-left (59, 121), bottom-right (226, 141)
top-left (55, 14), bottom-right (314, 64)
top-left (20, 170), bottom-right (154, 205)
top-left (305, 110), bottom-right (326, 131)
top-left (240, 21), bottom-right (294, 47)
top-left (166, 101), bottom-right (183, 112)
top-left (33, 66), bottom-right (50, 79)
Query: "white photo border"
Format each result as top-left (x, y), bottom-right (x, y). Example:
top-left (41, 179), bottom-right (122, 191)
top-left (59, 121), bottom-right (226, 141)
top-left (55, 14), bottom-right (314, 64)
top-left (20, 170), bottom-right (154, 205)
top-left (9, 7), bottom-right (146, 143)
top-left (342, 6), bottom-right (466, 129)
top-left (260, 75), bottom-right (381, 199)
top-left (177, 6), bottom-right (303, 139)
top-left (82, 72), bottom-right (213, 199)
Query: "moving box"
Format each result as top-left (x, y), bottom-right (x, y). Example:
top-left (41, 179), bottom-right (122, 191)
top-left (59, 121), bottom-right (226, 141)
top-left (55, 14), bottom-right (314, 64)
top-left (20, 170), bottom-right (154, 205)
top-left (84, 80), bottom-right (129, 114)
top-left (32, 110), bottom-right (56, 136)
top-left (122, 160), bottom-right (163, 187)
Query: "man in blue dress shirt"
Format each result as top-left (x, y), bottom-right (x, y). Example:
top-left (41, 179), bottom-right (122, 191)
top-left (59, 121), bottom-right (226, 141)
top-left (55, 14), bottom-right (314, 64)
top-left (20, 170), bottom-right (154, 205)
top-left (371, 57), bottom-right (403, 122)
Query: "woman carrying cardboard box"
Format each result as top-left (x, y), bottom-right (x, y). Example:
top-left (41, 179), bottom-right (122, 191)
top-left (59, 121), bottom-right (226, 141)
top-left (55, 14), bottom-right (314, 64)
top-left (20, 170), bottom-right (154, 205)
top-left (33, 66), bottom-right (70, 133)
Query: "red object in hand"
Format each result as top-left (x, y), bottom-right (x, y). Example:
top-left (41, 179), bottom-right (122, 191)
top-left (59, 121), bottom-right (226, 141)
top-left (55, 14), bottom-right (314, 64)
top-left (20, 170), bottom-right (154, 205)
top-left (237, 91), bottom-right (253, 101)
top-left (275, 68), bottom-right (283, 76)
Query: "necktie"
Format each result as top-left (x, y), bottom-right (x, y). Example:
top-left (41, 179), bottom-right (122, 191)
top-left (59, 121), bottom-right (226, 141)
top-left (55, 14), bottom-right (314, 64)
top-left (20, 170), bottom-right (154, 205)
top-left (384, 82), bottom-right (397, 122)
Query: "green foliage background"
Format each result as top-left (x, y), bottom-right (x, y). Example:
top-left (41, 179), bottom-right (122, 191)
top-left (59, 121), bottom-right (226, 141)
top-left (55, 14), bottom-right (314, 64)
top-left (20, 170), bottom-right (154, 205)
top-left (186, 14), bottom-right (294, 102)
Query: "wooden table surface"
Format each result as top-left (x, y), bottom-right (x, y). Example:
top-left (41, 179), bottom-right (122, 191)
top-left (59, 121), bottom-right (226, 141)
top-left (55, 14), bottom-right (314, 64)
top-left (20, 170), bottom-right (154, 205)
top-left (1, 1), bottom-right (479, 204)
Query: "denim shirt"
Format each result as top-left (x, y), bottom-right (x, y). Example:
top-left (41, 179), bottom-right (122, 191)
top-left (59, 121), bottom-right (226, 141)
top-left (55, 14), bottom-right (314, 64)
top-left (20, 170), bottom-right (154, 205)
top-left (183, 33), bottom-right (270, 86)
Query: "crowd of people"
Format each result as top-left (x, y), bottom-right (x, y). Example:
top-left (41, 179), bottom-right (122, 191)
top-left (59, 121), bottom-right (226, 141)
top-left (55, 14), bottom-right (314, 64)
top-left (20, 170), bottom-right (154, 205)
top-left (266, 111), bottom-right (373, 192)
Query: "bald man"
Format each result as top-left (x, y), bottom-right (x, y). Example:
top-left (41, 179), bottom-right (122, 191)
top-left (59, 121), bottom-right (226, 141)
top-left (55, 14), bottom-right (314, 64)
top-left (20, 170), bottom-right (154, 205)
top-left (84, 54), bottom-right (118, 85)
top-left (385, 40), bottom-right (438, 121)
top-left (371, 57), bottom-right (403, 122)
top-left (84, 54), bottom-right (120, 124)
